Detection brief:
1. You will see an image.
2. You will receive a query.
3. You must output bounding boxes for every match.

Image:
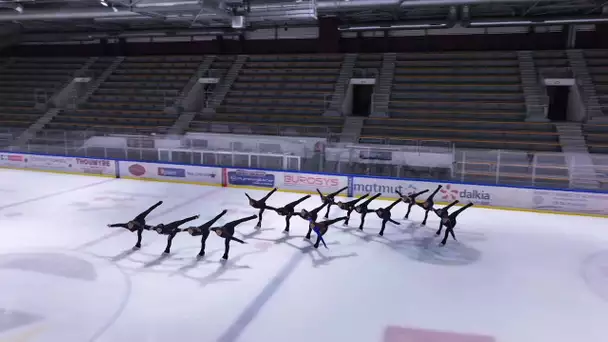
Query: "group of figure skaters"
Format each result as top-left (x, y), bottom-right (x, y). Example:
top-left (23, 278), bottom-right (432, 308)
top-left (107, 185), bottom-right (474, 260)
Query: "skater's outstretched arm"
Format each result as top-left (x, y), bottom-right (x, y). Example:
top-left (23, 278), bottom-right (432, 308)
top-left (323, 216), bottom-right (347, 226)
top-left (199, 210), bottom-right (228, 229)
top-left (170, 215), bottom-right (200, 228)
top-left (349, 193), bottom-right (369, 205)
top-left (230, 236), bottom-right (246, 244)
top-left (451, 202), bottom-right (474, 217)
top-left (135, 201), bottom-right (163, 221)
top-left (311, 202), bottom-right (329, 215)
top-left (386, 198), bottom-right (401, 211)
top-left (316, 189), bottom-right (324, 199)
top-left (287, 194), bottom-right (311, 208)
top-left (428, 185), bottom-right (442, 200)
top-left (260, 188), bottom-right (278, 202)
top-left (226, 214), bottom-right (258, 228)
top-left (412, 189), bottom-right (429, 198)
top-left (108, 223), bottom-right (128, 228)
top-left (328, 186), bottom-right (348, 198)
top-left (361, 193), bottom-right (382, 206)
top-left (443, 200), bottom-right (459, 211)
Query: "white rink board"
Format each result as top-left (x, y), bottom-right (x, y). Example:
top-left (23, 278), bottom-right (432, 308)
top-left (0, 152), bottom-right (116, 176)
top-left (119, 160), bottom-right (222, 185)
top-left (225, 168), bottom-right (348, 195)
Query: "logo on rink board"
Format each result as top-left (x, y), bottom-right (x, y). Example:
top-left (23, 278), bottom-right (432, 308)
top-left (128, 164), bottom-right (146, 177)
top-left (441, 184), bottom-right (491, 204)
top-left (284, 174), bottom-right (339, 188)
top-left (0, 154), bottom-right (24, 162)
top-left (227, 169), bottom-right (274, 188)
top-left (158, 167), bottom-right (186, 178)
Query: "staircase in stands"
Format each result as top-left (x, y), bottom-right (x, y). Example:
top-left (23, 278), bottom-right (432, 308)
top-left (78, 56), bottom-right (125, 104)
top-left (324, 53), bottom-right (357, 116)
top-left (517, 51), bottom-right (547, 122)
top-left (205, 55), bottom-right (248, 110)
top-left (554, 122), bottom-right (599, 189)
top-left (567, 49), bottom-right (604, 121)
top-left (371, 52), bottom-right (396, 117)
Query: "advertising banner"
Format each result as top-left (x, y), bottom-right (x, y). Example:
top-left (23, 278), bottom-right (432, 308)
top-left (73, 158), bottom-right (115, 176)
top-left (119, 161), bottom-right (221, 185)
top-left (531, 189), bottom-right (608, 215)
top-left (351, 176), bottom-right (528, 208)
top-left (282, 172), bottom-right (348, 195)
top-left (226, 169), bottom-right (276, 188)
top-left (0, 153), bottom-right (116, 177)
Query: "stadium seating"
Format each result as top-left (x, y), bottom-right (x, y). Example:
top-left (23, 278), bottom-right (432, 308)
top-left (582, 122), bottom-right (608, 153)
top-left (533, 50), bottom-right (570, 70)
top-left (584, 49), bottom-right (608, 117)
top-left (46, 55), bottom-right (203, 133)
top-left (0, 57), bottom-right (88, 133)
top-left (353, 53), bottom-right (382, 77)
top-left (360, 51), bottom-right (561, 152)
top-left (190, 54), bottom-right (345, 137)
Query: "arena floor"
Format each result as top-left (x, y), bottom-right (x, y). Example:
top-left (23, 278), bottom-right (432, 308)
top-left (0, 169), bottom-right (607, 342)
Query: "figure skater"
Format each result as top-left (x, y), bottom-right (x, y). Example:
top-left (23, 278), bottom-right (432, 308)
top-left (416, 185), bottom-right (442, 226)
top-left (272, 194), bottom-right (311, 232)
top-left (354, 193), bottom-right (381, 230)
top-left (432, 200), bottom-right (459, 230)
top-left (317, 186), bottom-right (348, 218)
top-left (299, 202), bottom-right (329, 239)
top-left (375, 198), bottom-right (402, 236)
top-left (153, 214), bottom-right (200, 254)
top-left (336, 193), bottom-right (369, 225)
top-left (434, 202), bottom-right (474, 246)
top-left (396, 189), bottom-right (429, 219)
top-left (245, 188), bottom-right (277, 229)
top-left (183, 210), bottom-right (227, 257)
top-left (211, 214), bottom-right (257, 260)
top-left (107, 200), bottom-right (163, 249)
top-left (308, 216), bottom-right (347, 249)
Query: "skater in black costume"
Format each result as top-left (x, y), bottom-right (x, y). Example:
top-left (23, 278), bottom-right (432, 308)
top-left (434, 202), bottom-right (474, 246)
top-left (336, 194), bottom-right (369, 225)
top-left (107, 200), bottom-right (163, 249)
top-left (299, 202), bottom-right (328, 239)
top-left (375, 199), bottom-right (402, 236)
top-left (245, 188), bottom-right (277, 229)
top-left (211, 214), bottom-right (257, 260)
top-left (432, 200), bottom-right (459, 230)
top-left (308, 216), bottom-right (347, 248)
top-left (396, 189), bottom-right (429, 219)
top-left (354, 193), bottom-right (381, 231)
top-left (416, 185), bottom-right (443, 226)
top-left (272, 194), bottom-right (311, 232)
top-left (153, 214), bottom-right (200, 254)
top-left (183, 210), bottom-right (227, 257)
top-left (317, 186), bottom-right (348, 218)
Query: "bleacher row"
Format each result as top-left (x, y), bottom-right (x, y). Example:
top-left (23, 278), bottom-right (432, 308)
top-left (2, 51), bottom-right (608, 179)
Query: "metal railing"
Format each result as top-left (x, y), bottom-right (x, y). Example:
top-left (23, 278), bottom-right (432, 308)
top-left (2, 128), bottom-right (607, 192)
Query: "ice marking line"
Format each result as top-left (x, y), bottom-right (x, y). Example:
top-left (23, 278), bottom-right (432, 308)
top-left (217, 251), bottom-right (306, 342)
top-left (0, 178), bottom-right (115, 211)
top-left (73, 187), bottom-right (226, 251)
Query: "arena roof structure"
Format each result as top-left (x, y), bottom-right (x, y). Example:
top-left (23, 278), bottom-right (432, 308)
top-left (0, 0), bottom-right (607, 41)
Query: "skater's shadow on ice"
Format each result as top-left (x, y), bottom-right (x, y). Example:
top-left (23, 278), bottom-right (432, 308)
top-left (176, 249), bottom-right (264, 288)
top-left (142, 253), bottom-right (171, 268)
top-left (383, 233), bottom-right (481, 266)
top-left (250, 233), bottom-right (358, 267)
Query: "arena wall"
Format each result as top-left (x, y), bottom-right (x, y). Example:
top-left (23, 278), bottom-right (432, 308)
top-left (1, 151), bottom-right (607, 217)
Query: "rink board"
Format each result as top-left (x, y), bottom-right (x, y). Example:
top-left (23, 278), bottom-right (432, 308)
top-left (1, 151), bottom-right (607, 217)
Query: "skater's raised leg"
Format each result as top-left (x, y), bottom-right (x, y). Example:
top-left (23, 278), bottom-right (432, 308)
top-left (134, 201), bottom-right (163, 222)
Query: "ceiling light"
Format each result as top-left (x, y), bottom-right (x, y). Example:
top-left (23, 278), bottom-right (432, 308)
top-left (100, 0), bottom-right (109, 7)
top-left (15, 4), bottom-right (23, 13)
top-left (111, 6), bottom-right (118, 12)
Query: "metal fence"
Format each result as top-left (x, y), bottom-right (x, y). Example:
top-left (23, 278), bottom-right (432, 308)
top-left (2, 129), bottom-right (608, 192)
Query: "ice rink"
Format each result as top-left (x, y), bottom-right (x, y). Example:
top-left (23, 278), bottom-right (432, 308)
top-left (1, 169), bottom-right (608, 342)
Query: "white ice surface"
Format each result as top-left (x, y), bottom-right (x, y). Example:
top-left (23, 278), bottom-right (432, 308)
top-left (0, 169), bottom-right (607, 342)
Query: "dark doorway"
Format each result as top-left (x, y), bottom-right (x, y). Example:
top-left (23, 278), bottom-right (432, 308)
top-left (352, 85), bottom-right (374, 117)
top-left (547, 86), bottom-right (570, 121)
